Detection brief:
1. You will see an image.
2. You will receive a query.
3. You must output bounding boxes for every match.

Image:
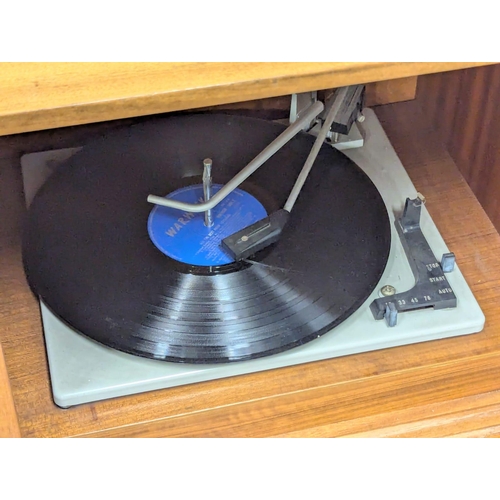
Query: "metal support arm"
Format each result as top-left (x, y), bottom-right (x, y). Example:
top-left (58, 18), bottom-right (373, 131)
top-left (146, 101), bottom-right (324, 212)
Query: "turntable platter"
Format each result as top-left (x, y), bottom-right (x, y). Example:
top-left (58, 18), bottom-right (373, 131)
top-left (22, 113), bottom-right (391, 363)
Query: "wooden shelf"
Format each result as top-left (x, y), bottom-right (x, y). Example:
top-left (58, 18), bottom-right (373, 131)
top-left (0, 62), bottom-right (488, 136)
top-left (1, 97), bottom-right (500, 437)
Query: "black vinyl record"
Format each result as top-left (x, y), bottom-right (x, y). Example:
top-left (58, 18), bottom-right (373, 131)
top-left (23, 113), bottom-right (391, 363)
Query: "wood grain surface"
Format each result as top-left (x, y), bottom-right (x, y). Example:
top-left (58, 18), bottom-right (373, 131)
top-left (365, 76), bottom-right (418, 106)
top-left (416, 64), bottom-right (500, 231)
top-left (0, 62), bottom-right (489, 136)
top-left (1, 97), bottom-right (500, 437)
top-left (0, 343), bottom-right (20, 437)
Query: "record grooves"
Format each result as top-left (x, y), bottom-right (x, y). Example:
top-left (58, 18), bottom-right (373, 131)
top-left (23, 114), bottom-right (391, 363)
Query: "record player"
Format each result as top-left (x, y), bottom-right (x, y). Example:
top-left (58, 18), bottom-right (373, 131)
top-left (20, 87), bottom-right (485, 408)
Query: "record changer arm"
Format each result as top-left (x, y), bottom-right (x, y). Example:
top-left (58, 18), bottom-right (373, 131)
top-left (146, 101), bottom-right (324, 213)
top-left (221, 89), bottom-right (347, 260)
top-left (147, 86), bottom-right (360, 261)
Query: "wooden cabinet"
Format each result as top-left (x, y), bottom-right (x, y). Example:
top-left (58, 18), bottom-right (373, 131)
top-left (2, 62), bottom-right (500, 437)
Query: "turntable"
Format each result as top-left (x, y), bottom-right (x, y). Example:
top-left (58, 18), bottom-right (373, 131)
top-left (20, 88), bottom-right (485, 408)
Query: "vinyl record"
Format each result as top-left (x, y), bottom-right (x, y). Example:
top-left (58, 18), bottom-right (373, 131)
top-left (23, 113), bottom-right (391, 363)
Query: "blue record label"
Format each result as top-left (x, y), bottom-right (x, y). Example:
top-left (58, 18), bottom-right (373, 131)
top-left (148, 184), bottom-right (268, 266)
